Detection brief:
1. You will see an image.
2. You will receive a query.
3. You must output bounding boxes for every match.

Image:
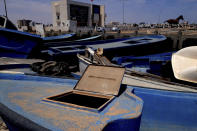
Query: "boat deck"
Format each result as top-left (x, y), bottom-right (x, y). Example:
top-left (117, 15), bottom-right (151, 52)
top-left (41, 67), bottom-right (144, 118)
top-left (0, 73), bottom-right (143, 131)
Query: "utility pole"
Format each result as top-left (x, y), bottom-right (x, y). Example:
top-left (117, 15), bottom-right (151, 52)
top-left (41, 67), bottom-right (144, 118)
top-left (121, 0), bottom-right (127, 24)
top-left (3, 0), bottom-right (8, 18)
top-left (122, 0), bottom-right (125, 24)
top-left (90, 0), bottom-right (93, 27)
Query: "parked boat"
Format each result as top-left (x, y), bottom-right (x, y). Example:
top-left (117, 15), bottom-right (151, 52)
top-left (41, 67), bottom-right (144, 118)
top-left (0, 16), bottom-right (75, 42)
top-left (0, 28), bottom-right (42, 58)
top-left (0, 15), bottom-right (75, 58)
top-left (0, 57), bottom-right (197, 131)
top-left (77, 48), bottom-right (197, 131)
top-left (77, 49), bottom-right (197, 92)
top-left (45, 35), bottom-right (167, 61)
top-left (43, 34), bottom-right (103, 46)
top-left (0, 64), bottom-right (143, 131)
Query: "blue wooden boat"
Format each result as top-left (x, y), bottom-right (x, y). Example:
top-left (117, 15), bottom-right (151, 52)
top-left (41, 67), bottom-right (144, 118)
top-left (42, 33), bottom-right (75, 41)
top-left (78, 53), bottom-right (197, 91)
top-left (77, 53), bottom-right (197, 131)
top-left (0, 63), bottom-right (143, 131)
top-left (1, 60), bottom-right (197, 131)
top-left (0, 15), bottom-right (76, 58)
top-left (43, 34), bottom-right (103, 46)
top-left (0, 27), bottom-right (42, 58)
top-left (0, 28), bottom-right (76, 58)
top-left (1, 57), bottom-right (197, 131)
top-left (46, 35), bottom-right (167, 60)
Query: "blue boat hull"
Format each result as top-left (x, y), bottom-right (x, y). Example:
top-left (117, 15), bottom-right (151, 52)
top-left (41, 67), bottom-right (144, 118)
top-left (47, 35), bottom-right (169, 61)
top-left (0, 28), bottom-right (75, 58)
top-left (0, 58), bottom-right (197, 131)
top-left (132, 87), bottom-right (197, 131)
top-left (0, 28), bottom-right (41, 58)
top-left (0, 73), bottom-right (143, 131)
top-left (1, 72), bottom-right (197, 131)
top-left (77, 55), bottom-right (197, 130)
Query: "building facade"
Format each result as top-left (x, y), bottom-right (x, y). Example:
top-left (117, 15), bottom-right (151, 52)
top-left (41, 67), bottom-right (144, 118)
top-left (52, 0), bottom-right (105, 32)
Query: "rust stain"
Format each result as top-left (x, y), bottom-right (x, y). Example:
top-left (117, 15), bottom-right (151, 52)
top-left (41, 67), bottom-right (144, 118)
top-left (105, 102), bottom-right (130, 116)
top-left (44, 88), bottom-right (67, 94)
top-left (8, 92), bottom-right (108, 130)
top-left (123, 105), bottom-right (142, 118)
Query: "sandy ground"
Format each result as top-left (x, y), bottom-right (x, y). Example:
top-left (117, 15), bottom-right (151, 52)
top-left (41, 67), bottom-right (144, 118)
top-left (0, 117), bottom-right (8, 131)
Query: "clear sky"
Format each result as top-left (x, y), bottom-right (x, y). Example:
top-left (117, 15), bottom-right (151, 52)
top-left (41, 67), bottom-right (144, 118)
top-left (1, 0), bottom-right (197, 24)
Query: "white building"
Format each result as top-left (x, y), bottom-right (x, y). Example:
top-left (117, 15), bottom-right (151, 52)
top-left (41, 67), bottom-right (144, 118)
top-left (52, 0), bottom-right (105, 32)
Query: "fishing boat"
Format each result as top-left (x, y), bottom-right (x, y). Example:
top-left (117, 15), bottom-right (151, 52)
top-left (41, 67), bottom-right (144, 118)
top-left (77, 47), bottom-right (197, 131)
top-left (41, 34), bottom-right (105, 52)
top-left (0, 62), bottom-right (143, 131)
top-left (0, 15), bottom-right (76, 58)
top-left (45, 35), bottom-right (168, 60)
top-left (79, 52), bottom-right (197, 89)
top-left (1, 57), bottom-right (197, 131)
top-left (0, 15), bottom-right (106, 59)
top-left (0, 27), bottom-right (42, 58)
top-left (43, 34), bottom-right (103, 46)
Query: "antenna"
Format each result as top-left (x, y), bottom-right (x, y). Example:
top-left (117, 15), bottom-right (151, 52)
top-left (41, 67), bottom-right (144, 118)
top-left (3, 0), bottom-right (8, 18)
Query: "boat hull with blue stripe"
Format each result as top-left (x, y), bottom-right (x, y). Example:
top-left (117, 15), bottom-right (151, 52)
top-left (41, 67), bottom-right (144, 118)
top-left (0, 28), bottom-right (41, 58)
top-left (1, 58), bottom-right (197, 131)
top-left (0, 26), bottom-right (75, 58)
top-left (0, 66), bottom-right (143, 131)
top-left (46, 35), bottom-right (168, 60)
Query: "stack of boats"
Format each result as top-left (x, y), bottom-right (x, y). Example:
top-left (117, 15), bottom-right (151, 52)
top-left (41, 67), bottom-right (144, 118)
top-left (0, 16), bottom-right (197, 131)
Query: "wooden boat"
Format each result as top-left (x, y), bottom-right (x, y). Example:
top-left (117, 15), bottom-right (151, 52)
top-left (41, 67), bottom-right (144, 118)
top-left (77, 49), bottom-right (197, 131)
top-left (43, 34), bottom-right (103, 46)
top-left (0, 27), bottom-right (42, 58)
top-left (45, 35), bottom-right (167, 60)
top-left (77, 53), bottom-right (197, 92)
top-left (41, 34), bottom-right (104, 53)
top-left (0, 28), bottom-right (76, 58)
top-left (0, 63), bottom-right (143, 131)
top-left (43, 37), bottom-right (129, 47)
top-left (0, 16), bottom-right (103, 59)
top-left (1, 58), bottom-right (197, 131)
top-left (0, 15), bottom-right (75, 58)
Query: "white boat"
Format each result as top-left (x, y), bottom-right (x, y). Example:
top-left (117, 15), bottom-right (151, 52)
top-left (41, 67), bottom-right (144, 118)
top-left (77, 51), bottom-right (197, 92)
